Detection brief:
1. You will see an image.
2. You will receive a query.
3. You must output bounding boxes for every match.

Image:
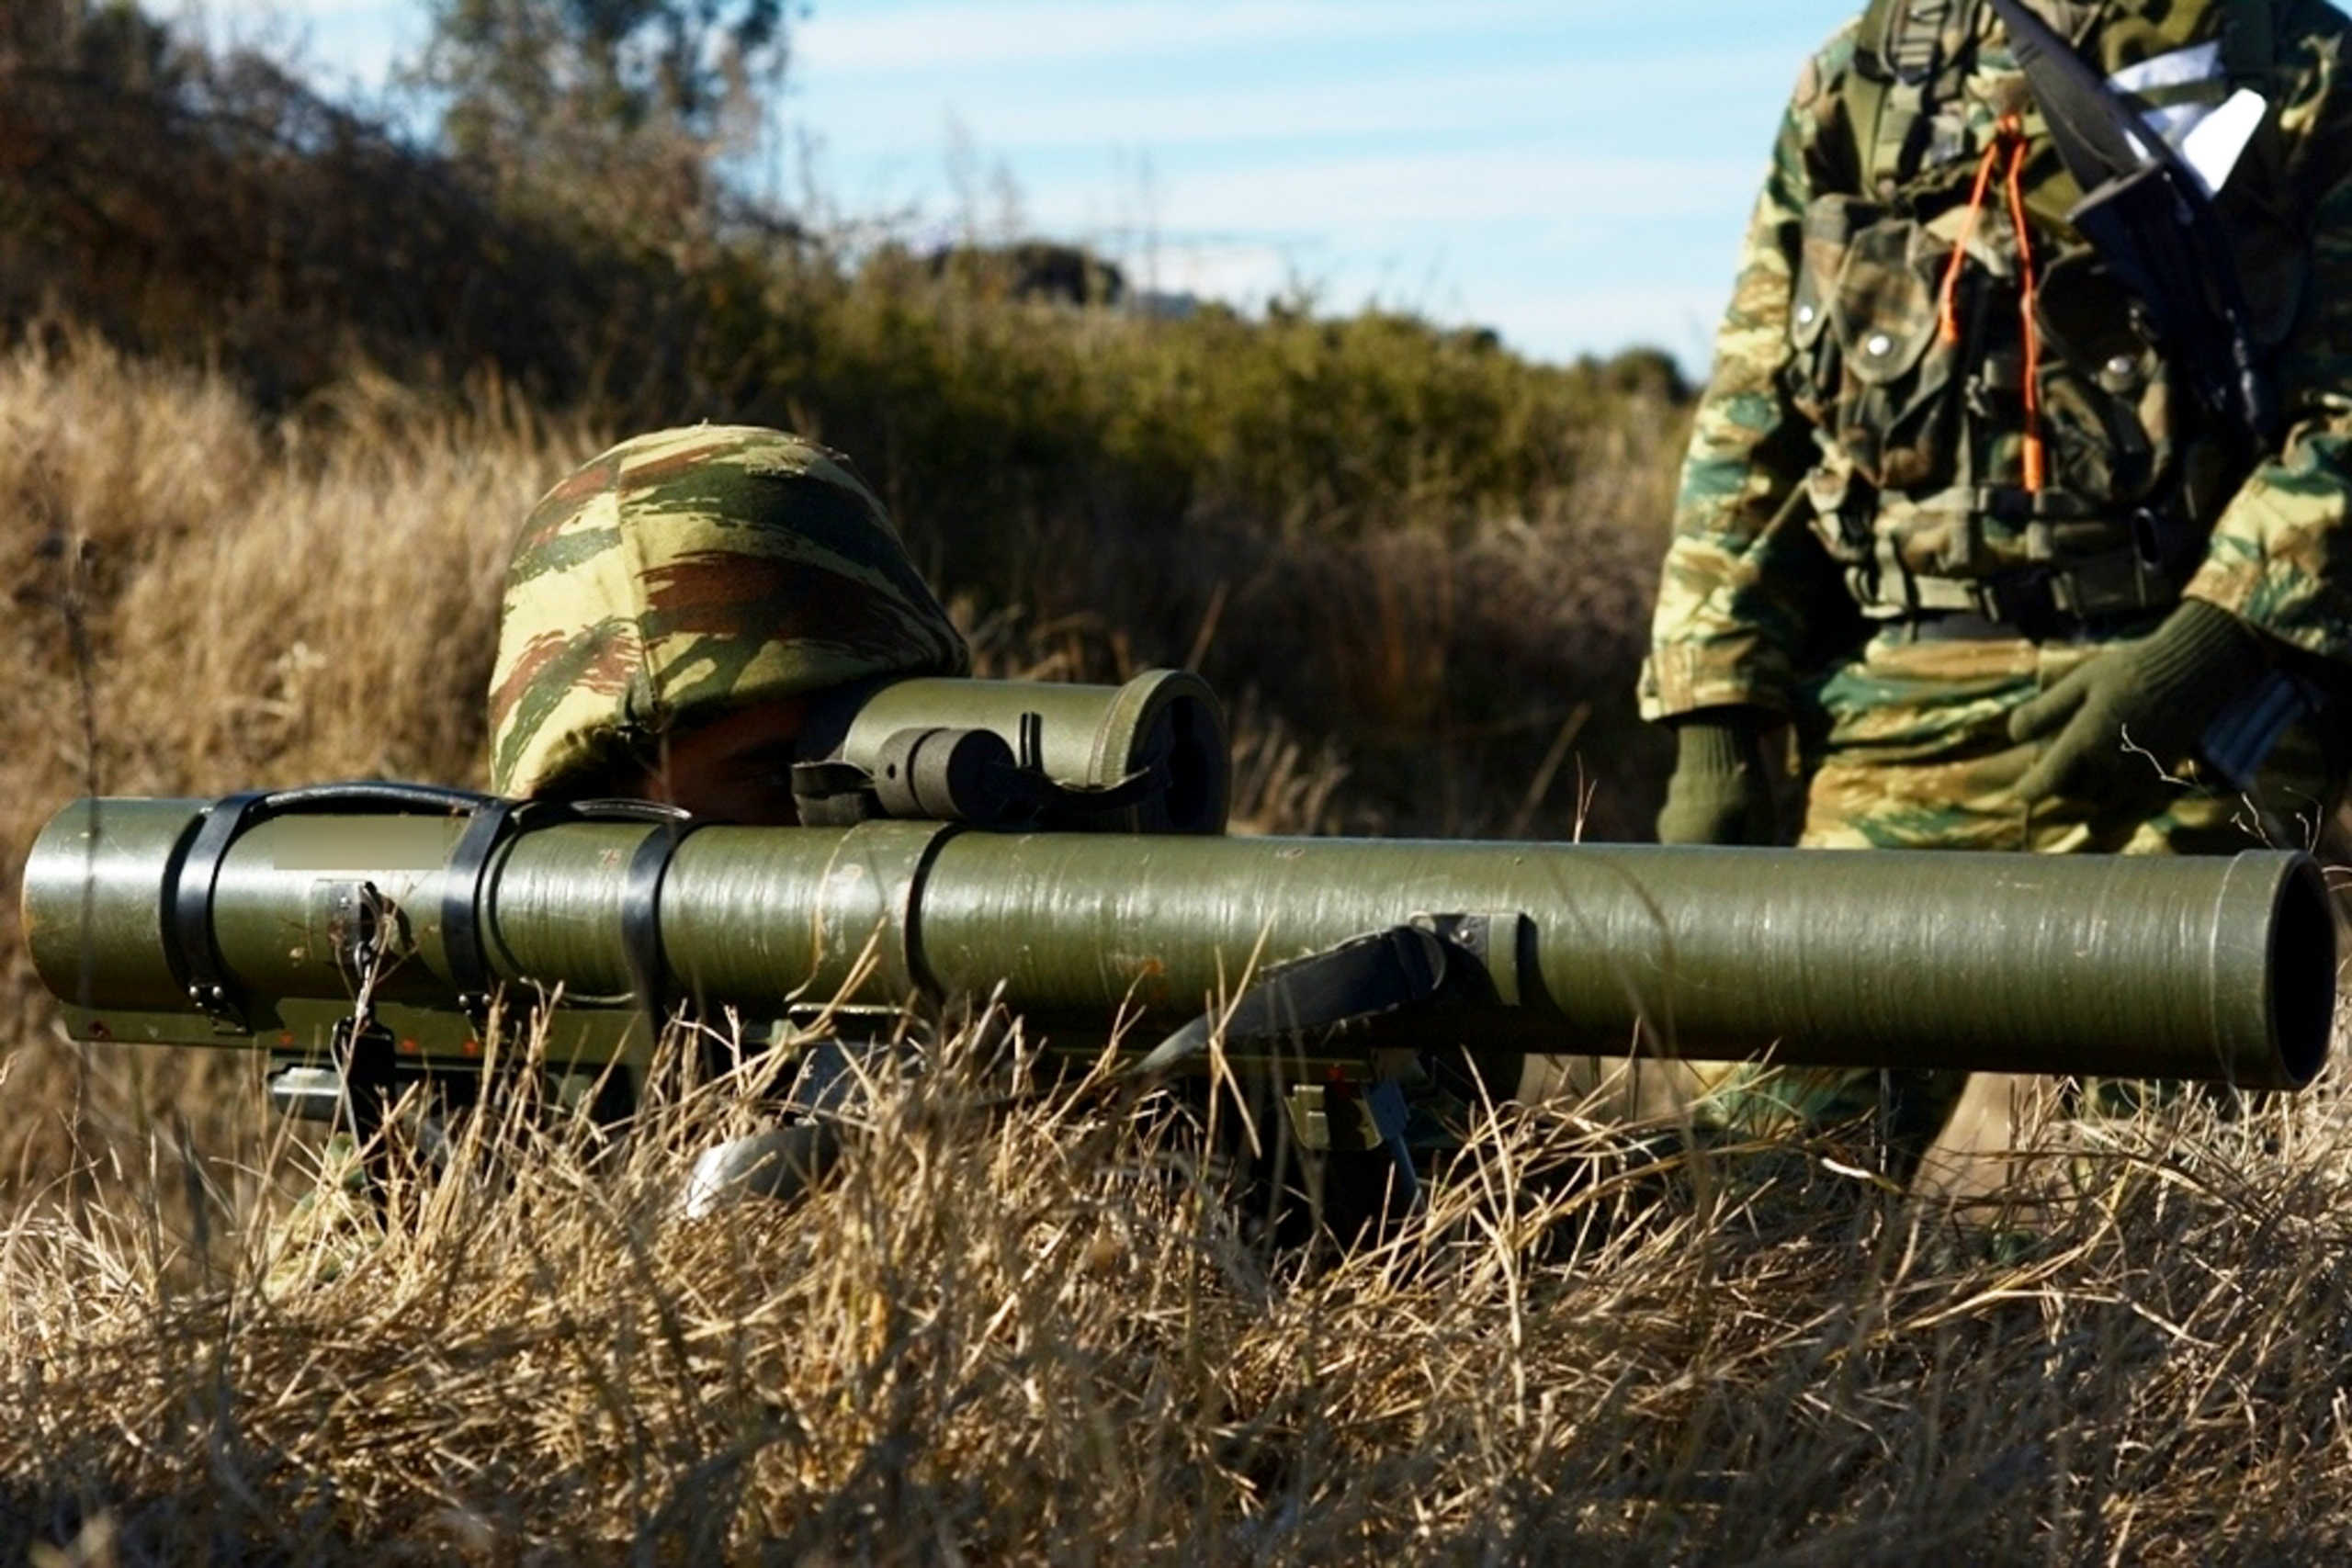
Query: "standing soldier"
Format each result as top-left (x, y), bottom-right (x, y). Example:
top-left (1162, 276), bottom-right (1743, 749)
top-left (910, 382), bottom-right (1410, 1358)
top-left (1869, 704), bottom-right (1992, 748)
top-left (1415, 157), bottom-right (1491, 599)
top-left (1641, 0), bottom-right (2352, 1182)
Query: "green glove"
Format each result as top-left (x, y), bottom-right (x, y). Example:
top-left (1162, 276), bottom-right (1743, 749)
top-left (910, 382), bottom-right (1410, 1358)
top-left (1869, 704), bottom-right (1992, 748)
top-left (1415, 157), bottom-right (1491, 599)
top-left (1656, 711), bottom-right (1779, 845)
top-left (2006, 599), bottom-right (2268, 807)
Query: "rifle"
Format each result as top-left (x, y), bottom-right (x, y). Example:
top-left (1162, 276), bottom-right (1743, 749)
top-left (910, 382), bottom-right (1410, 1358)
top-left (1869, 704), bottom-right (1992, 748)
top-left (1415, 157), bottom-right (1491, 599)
top-left (20, 670), bottom-right (2340, 1197)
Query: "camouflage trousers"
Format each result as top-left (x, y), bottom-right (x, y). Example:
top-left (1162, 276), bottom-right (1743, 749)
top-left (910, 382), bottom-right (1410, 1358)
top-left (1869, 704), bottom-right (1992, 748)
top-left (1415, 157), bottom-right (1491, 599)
top-left (1796, 631), bottom-right (2343, 855)
top-left (1530, 627), bottom-right (2346, 1198)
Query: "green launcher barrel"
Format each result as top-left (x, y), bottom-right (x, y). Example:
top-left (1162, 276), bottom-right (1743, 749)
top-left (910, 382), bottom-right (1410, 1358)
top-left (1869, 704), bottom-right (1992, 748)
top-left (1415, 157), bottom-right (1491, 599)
top-left (19, 796), bottom-right (2342, 1089)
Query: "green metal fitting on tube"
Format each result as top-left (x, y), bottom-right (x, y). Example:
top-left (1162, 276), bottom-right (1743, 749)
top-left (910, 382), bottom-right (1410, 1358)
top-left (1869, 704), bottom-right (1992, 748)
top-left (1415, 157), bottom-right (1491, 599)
top-left (21, 796), bottom-right (2340, 1092)
top-left (794, 669), bottom-right (1230, 833)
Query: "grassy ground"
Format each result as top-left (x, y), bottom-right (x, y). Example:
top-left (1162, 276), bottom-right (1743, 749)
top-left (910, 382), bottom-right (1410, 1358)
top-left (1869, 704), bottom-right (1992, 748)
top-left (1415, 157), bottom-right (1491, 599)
top-left (7, 1015), bottom-right (2352, 1563)
top-left (5, 332), bottom-right (2352, 1566)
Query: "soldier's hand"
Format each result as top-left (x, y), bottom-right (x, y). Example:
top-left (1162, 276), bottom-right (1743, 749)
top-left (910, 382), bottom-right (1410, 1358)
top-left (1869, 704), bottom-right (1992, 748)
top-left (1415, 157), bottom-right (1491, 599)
top-left (1656, 710), bottom-right (1780, 845)
top-left (2006, 599), bottom-right (2267, 807)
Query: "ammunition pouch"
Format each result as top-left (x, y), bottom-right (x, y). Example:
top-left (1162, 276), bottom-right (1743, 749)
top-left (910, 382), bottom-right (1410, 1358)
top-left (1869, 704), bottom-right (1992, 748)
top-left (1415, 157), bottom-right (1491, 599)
top-left (1838, 483), bottom-right (2200, 639)
top-left (1849, 550), bottom-right (2181, 641)
top-left (1786, 125), bottom-right (2246, 634)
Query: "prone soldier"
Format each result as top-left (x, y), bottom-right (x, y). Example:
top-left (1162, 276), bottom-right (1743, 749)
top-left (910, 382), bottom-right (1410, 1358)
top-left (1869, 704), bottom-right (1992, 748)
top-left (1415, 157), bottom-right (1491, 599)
top-left (266, 423), bottom-right (969, 1263)
top-left (487, 423), bottom-right (969, 818)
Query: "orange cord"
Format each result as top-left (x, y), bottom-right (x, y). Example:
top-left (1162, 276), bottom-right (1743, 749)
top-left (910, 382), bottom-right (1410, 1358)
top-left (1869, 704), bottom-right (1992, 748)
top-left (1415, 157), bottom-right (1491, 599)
top-left (1932, 115), bottom-right (2044, 493)
top-left (1935, 134), bottom-right (2007, 347)
top-left (2002, 130), bottom-right (2045, 493)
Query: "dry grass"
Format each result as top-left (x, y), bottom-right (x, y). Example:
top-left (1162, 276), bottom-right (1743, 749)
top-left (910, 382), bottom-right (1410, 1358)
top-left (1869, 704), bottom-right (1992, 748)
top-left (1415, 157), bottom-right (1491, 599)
top-left (7, 1021), bottom-right (2352, 1564)
top-left (7, 335), bottom-right (2352, 1565)
top-left (2, 336), bottom-right (577, 1194)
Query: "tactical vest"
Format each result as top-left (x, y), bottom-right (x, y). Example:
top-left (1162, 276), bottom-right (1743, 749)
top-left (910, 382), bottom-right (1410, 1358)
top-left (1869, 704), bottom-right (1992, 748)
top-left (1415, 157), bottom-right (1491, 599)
top-left (1794, 0), bottom-right (2301, 626)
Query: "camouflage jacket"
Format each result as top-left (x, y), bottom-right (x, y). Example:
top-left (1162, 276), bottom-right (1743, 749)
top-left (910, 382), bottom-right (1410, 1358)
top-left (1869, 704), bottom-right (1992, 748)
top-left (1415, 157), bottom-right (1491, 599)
top-left (1644, 0), bottom-right (2352, 721)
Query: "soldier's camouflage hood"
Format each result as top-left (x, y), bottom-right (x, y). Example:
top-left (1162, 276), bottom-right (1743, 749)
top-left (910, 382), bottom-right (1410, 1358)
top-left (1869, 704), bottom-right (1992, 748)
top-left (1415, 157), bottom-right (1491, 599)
top-left (489, 425), bottom-right (969, 797)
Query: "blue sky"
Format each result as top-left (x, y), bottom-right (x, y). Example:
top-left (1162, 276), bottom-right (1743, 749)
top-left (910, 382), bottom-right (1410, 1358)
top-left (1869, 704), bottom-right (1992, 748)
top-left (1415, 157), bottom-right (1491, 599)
top-left (197, 1), bottom-right (1859, 369)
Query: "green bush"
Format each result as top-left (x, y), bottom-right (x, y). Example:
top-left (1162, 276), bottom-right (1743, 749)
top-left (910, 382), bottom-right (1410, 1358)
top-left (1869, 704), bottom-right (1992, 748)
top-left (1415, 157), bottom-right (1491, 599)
top-left (0, 11), bottom-right (1688, 838)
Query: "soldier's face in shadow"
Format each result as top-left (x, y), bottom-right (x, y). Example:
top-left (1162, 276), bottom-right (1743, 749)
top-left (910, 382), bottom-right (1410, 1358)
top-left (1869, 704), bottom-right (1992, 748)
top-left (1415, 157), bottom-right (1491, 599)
top-left (628, 695), bottom-right (810, 825)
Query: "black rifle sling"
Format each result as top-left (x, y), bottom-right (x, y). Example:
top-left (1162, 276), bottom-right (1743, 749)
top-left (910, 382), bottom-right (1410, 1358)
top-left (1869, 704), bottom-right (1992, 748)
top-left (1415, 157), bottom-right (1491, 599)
top-left (1987, 0), bottom-right (2144, 187)
top-left (2222, 0), bottom-right (2276, 95)
top-left (1988, 0), bottom-right (2278, 446)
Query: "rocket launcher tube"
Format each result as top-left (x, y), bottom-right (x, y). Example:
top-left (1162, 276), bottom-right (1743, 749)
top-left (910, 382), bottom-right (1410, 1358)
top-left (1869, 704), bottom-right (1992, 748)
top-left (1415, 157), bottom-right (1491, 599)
top-left (20, 797), bottom-right (2340, 1090)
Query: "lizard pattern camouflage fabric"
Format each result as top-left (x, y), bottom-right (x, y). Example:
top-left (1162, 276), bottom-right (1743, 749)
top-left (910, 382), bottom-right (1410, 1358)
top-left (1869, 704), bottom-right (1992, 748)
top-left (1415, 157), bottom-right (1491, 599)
top-left (1645, 0), bottom-right (2352, 726)
top-left (1623, 0), bottom-right (2352, 1179)
top-left (489, 425), bottom-right (968, 798)
top-left (1645, 0), bottom-right (2352, 846)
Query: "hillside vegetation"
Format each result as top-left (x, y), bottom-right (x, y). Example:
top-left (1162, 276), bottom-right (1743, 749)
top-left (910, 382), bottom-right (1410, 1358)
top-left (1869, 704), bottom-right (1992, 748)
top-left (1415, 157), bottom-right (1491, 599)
top-left (6, 7), bottom-right (2352, 1566)
top-left (3, 9), bottom-right (1684, 845)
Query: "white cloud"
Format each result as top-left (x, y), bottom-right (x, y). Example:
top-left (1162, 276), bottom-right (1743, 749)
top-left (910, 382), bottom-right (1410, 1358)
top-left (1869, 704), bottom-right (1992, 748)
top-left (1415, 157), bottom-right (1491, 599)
top-left (796, 0), bottom-right (1560, 73)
